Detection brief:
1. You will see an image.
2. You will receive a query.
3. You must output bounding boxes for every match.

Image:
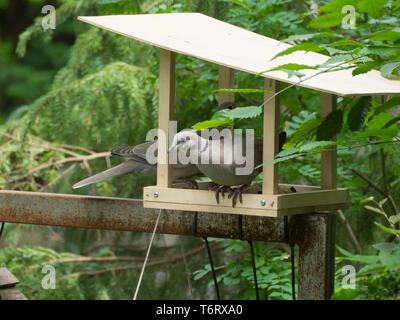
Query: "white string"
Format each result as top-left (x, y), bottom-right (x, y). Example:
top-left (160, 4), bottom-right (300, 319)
top-left (133, 208), bottom-right (162, 300)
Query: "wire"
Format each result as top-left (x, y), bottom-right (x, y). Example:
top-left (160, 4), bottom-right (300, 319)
top-left (290, 243), bottom-right (296, 300)
top-left (203, 237), bottom-right (221, 300)
top-left (284, 216), bottom-right (296, 301)
top-left (133, 209), bottom-right (162, 300)
top-left (239, 215), bottom-right (259, 300)
top-left (248, 240), bottom-right (260, 300)
top-left (0, 222), bottom-right (5, 240)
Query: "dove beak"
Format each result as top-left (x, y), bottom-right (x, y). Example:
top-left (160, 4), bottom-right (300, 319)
top-left (168, 144), bottom-right (177, 153)
top-left (200, 139), bottom-right (208, 153)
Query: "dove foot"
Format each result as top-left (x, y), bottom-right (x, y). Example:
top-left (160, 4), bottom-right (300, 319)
top-left (209, 185), bottom-right (232, 203)
top-left (228, 184), bottom-right (248, 208)
top-left (179, 179), bottom-right (199, 189)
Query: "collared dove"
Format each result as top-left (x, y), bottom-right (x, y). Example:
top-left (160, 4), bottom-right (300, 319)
top-left (168, 130), bottom-right (286, 207)
top-left (72, 102), bottom-right (238, 189)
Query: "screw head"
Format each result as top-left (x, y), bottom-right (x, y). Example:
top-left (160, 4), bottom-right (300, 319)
top-left (260, 199), bottom-right (266, 206)
top-left (154, 192), bottom-right (159, 198)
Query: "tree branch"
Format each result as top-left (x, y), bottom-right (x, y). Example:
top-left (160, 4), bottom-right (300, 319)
top-left (337, 209), bottom-right (362, 255)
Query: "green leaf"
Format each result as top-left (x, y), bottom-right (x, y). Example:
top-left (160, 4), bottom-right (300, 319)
top-left (382, 115), bottom-right (400, 129)
top-left (347, 96), bottom-right (372, 131)
top-left (365, 205), bottom-right (385, 215)
top-left (357, 263), bottom-right (386, 275)
top-left (358, 0), bottom-right (389, 18)
top-left (378, 250), bottom-right (400, 269)
top-left (322, 54), bottom-right (355, 66)
top-left (286, 118), bottom-right (322, 148)
top-left (360, 196), bottom-right (374, 204)
top-left (370, 28), bottom-right (400, 41)
top-left (298, 140), bottom-right (337, 152)
top-left (352, 61), bottom-right (384, 76)
top-left (373, 96), bottom-right (400, 118)
top-left (374, 222), bottom-right (396, 235)
top-left (358, 46), bottom-right (400, 58)
top-left (273, 42), bottom-right (325, 59)
top-left (316, 109), bottom-right (343, 141)
top-left (389, 214), bottom-right (400, 225)
top-left (283, 32), bottom-right (343, 43)
top-left (352, 128), bottom-right (397, 139)
top-left (224, 106), bottom-right (262, 120)
top-left (327, 39), bottom-right (363, 47)
top-left (379, 198), bottom-right (388, 207)
top-left (373, 242), bottom-right (398, 253)
top-left (256, 153), bottom-right (302, 166)
top-left (320, 0), bottom-right (360, 13)
top-left (339, 254), bottom-right (381, 264)
top-left (216, 88), bottom-right (271, 94)
top-left (380, 61), bottom-right (400, 77)
top-left (191, 118), bottom-right (232, 131)
top-left (267, 63), bottom-right (319, 72)
top-left (308, 13), bottom-right (345, 29)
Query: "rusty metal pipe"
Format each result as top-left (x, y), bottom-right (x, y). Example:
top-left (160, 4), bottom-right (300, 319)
top-left (0, 190), bottom-right (336, 299)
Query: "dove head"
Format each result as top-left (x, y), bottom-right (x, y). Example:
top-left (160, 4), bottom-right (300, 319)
top-left (168, 130), bottom-right (208, 154)
top-left (216, 101), bottom-right (238, 111)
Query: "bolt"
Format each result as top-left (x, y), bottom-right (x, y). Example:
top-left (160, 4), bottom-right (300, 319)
top-left (260, 199), bottom-right (266, 206)
top-left (154, 192), bottom-right (159, 198)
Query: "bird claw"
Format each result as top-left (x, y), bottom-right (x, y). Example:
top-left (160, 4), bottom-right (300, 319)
top-left (228, 185), bottom-right (247, 207)
top-left (180, 179), bottom-right (199, 189)
top-left (209, 185), bottom-right (232, 203)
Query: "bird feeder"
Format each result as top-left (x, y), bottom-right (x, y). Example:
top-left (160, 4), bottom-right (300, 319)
top-left (78, 13), bottom-right (400, 217)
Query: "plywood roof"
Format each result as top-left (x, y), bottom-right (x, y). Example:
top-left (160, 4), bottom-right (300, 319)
top-left (78, 13), bottom-right (400, 96)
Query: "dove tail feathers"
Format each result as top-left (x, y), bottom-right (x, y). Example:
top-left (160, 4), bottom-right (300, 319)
top-left (72, 160), bottom-right (148, 189)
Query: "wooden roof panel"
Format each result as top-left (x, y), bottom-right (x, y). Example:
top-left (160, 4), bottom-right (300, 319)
top-left (78, 13), bottom-right (400, 96)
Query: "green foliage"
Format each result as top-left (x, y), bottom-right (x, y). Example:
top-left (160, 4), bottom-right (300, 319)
top-left (347, 97), bottom-right (372, 131)
top-left (333, 196), bottom-right (400, 300)
top-left (316, 109), bottom-right (344, 140)
top-left (194, 239), bottom-right (294, 300)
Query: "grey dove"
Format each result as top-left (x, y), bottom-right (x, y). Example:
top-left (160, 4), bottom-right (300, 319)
top-left (168, 130), bottom-right (286, 206)
top-left (72, 101), bottom-right (238, 189)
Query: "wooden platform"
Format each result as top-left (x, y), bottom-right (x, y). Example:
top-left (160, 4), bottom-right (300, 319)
top-left (144, 182), bottom-right (349, 217)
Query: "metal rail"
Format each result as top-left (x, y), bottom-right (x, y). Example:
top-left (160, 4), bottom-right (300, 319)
top-left (0, 190), bottom-right (335, 300)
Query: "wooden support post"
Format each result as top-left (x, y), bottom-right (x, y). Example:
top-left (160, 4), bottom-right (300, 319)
top-left (218, 65), bottom-right (234, 104)
top-left (157, 49), bottom-right (175, 188)
top-left (321, 92), bottom-right (337, 190)
top-left (263, 79), bottom-right (280, 194)
top-left (292, 213), bottom-right (336, 300)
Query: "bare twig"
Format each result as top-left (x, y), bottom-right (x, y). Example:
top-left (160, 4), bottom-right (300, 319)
top-left (143, 0), bottom-right (165, 12)
top-left (337, 210), bottom-right (362, 255)
top-left (179, 237), bottom-right (194, 299)
top-left (3, 152), bottom-right (110, 185)
top-left (351, 168), bottom-right (398, 216)
top-left (260, 55), bottom-right (367, 109)
top-left (38, 164), bottom-right (77, 192)
top-left (58, 244), bottom-right (225, 281)
top-left (48, 256), bottom-right (145, 264)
